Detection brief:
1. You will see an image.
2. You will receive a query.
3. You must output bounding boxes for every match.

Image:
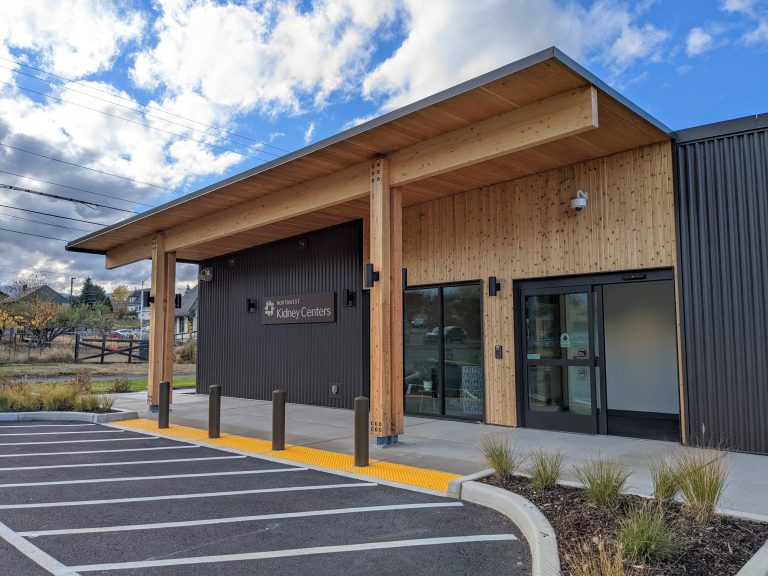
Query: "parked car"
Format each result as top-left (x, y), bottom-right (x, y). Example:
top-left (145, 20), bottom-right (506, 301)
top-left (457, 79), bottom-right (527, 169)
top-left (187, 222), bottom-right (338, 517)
top-left (424, 325), bottom-right (468, 344)
top-left (109, 329), bottom-right (134, 339)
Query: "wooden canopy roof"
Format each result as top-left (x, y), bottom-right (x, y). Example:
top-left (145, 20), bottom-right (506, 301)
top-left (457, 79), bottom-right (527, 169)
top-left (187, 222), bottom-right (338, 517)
top-left (66, 47), bottom-right (670, 266)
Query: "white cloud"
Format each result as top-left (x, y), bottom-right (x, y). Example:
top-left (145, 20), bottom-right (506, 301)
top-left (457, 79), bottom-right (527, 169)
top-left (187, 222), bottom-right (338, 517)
top-left (131, 0), bottom-right (398, 117)
top-left (0, 0), bottom-right (144, 77)
top-left (364, 0), bottom-right (670, 111)
top-left (303, 121), bottom-right (316, 144)
top-left (721, 0), bottom-right (756, 14)
top-left (687, 27), bottom-right (714, 55)
top-left (744, 20), bottom-right (768, 43)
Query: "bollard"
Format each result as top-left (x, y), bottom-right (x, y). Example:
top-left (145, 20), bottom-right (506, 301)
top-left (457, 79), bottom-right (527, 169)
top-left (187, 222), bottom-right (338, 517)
top-left (354, 396), bottom-right (369, 467)
top-left (158, 380), bottom-right (171, 429)
top-left (272, 389), bottom-right (286, 451)
top-left (208, 385), bottom-right (221, 438)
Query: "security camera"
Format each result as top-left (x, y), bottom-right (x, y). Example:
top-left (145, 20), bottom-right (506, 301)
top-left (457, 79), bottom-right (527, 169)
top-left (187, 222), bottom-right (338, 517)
top-left (571, 189), bottom-right (588, 212)
top-left (198, 266), bottom-right (214, 282)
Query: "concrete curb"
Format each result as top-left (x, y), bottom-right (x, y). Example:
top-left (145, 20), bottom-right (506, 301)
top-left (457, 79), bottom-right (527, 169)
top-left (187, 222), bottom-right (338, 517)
top-left (0, 409), bottom-right (138, 423)
top-left (461, 481), bottom-right (560, 576)
top-left (737, 539), bottom-right (768, 576)
top-left (447, 468), bottom-right (494, 498)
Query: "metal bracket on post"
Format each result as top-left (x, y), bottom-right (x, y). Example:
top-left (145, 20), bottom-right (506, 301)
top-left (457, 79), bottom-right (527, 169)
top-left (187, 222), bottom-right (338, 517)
top-left (354, 396), bottom-right (369, 467)
top-left (272, 390), bottom-right (286, 451)
top-left (158, 380), bottom-right (171, 429)
top-left (208, 385), bottom-right (221, 438)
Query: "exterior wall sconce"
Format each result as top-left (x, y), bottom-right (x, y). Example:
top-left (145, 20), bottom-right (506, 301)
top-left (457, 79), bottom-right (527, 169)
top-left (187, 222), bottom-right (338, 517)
top-left (488, 276), bottom-right (501, 297)
top-left (364, 263), bottom-right (379, 288)
top-left (247, 298), bottom-right (258, 313)
top-left (343, 289), bottom-right (356, 307)
top-left (402, 267), bottom-right (408, 290)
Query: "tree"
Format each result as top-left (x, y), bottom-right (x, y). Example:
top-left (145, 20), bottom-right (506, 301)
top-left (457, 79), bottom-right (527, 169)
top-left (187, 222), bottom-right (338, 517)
top-left (6, 272), bottom-right (47, 298)
top-left (111, 284), bottom-right (130, 318)
top-left (1, 299), bottom-right (112, 345)
top-left (78, 277), bottom-right (110, 308)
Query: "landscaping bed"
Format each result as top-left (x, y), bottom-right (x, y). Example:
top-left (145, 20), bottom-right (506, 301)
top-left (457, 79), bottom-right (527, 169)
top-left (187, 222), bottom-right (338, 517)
top-left (484, 474), bottom-right (768, 575)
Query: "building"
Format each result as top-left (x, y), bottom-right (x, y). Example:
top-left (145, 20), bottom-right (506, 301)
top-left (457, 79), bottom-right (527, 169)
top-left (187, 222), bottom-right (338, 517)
top-left (174, 285), bottom-right (198, 340)
top-left (66, 48), bottom-right (768, 454)
top-left (0, 285), bottom-right (68, 306)
top-left (125, 288), bottom-right (150, 316)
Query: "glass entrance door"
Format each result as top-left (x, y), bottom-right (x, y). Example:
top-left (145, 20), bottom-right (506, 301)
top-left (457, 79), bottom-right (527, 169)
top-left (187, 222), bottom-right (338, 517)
top-left (522, 286), bottom-right (599, 434)
top-left (403, 283), bottom-right (484, 420)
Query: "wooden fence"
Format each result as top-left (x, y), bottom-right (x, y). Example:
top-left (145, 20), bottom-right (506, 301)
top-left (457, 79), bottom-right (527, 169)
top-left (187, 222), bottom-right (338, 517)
top-left (74, 335), bottom-right (148, 363)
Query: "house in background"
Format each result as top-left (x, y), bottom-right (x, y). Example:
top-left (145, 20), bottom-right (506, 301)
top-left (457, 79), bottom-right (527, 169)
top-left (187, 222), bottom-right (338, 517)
top-left (0, 289), bottom-right (8, 301)
top-left (174, 285), bottom-right (198, 341)
top-left (0, 285), bottom-right (68, 306)
top-left (125, 288), bottom-right (150, 320)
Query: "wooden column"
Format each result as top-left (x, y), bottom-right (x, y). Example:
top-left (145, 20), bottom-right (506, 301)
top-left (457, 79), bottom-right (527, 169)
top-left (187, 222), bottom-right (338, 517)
top-left (147, 234), bottom-right (175, 406)
top-left (369, 159), bottom-right (404, 440)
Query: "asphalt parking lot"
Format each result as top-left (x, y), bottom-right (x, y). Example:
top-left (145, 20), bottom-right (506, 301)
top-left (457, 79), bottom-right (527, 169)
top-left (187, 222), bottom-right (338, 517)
top-left (0, 422), bottom-right (530, 575)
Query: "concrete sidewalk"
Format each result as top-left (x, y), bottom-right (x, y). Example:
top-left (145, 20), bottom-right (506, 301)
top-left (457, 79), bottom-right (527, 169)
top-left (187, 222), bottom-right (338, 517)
top-left (113, 390), bottom-right (768, 521)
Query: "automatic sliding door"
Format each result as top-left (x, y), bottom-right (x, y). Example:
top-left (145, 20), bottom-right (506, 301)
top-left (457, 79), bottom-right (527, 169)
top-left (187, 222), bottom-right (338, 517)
top-left (404, 288), bottom-right (441, 417)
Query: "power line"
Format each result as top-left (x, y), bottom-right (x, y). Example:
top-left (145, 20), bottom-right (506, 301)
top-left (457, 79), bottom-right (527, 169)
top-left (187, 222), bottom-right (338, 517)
top-left (0, 80), bottom-right (270, 162)
top-left (0, 169), bottom-right (153, 208)
top-left (0, 203), bottom-right (106, 226)
top-left (0, 142), bottom-right (175, 192)
top-left (0, 55), bottom-right (290, 154)
top-left (1, 183), bottom-right (138, 214)
top-left (0, 64), bottom-right (283, 159)
top-left (0, 211), bottom-right (92, 232)
top-left (0, 226), bottom-right (69, 242)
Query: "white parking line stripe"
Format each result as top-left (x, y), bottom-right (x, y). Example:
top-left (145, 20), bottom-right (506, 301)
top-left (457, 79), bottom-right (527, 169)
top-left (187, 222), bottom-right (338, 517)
top-left (21, 502), bottom-right (464, 537)
top-left (0, 436), bottom-right (160, 446)
top-left (0, 445), bottom-right (198, 458)
top-left (0, 519), bottom-right (81, 576)
top-left (0, 455), bottom-right (245, 471)
top-left (0, 424), bottom-right (95, 428)
top-left (71, 534), bottom-right (517, 571)
top-left (0, 467), bottom-right (307, 487)
top-left (0, 482), bottom-right (377, 509)
top-left (0, 430), bottom-right (125, 437)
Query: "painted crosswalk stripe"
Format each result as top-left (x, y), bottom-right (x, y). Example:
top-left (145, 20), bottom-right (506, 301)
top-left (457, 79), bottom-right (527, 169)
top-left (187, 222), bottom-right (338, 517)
top-left (70, 535), bottom-right (517, 571)
top-left (21, 502), bottom-right (465, 537)
top-left (0, 455), bottom-right (244, 471)
top-left (0, 445), bottom-right (197, 458)
top-left (0, 467), bottom-right (306, 487)
top-left (0, 482), bottom-right (377, 509)
top-left (0, 436), bottom-right (159, 446)
top-left (0, 430), bottom-right (125, 437)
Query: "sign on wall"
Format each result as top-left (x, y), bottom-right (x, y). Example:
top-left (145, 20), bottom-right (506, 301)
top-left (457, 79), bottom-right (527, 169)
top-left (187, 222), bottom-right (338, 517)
top-left (261, 292), bottom-right (336, 325)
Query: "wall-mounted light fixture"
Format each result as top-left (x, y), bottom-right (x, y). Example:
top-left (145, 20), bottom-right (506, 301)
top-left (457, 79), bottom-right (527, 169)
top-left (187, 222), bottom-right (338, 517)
top-left (247, 298), bottom-right (258, 314)
top-left (402, 267), bottom-right (408, 290)
top-left (364, 263), bottom-right (379, 288)
top-left (343, 289), bottom-right (356, 307)
top-left (488, 276), bottom-right (501, 297)
top-left (175, 294), bottom-right (182, 309)
top-left (142, 291), bottom-right (154, 307)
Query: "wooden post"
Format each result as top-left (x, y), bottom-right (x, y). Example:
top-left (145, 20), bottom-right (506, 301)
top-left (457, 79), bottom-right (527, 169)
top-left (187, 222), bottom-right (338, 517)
top-left (147, 233), bottom-right (172, 407)
top-left (368, 159), bottom-right (404, 442)
top-left (74, 334), bottom-right (80, 362)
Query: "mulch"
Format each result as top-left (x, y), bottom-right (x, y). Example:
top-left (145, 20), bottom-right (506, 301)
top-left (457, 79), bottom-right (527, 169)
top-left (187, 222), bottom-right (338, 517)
top-left (483, 475), bottom-right (768, 575)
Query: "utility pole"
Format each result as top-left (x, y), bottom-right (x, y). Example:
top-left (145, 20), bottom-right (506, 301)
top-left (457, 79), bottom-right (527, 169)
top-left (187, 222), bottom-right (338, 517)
top-left (69, 277), bottom-right (76, 303)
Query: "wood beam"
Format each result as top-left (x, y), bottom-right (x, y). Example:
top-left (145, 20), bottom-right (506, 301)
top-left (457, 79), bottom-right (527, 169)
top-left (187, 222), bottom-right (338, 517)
top-left (389, 86), bottom-right (599, 186)
top-left (103, 86), bottom-right (598, 269)
top-left (369, 159), bottom-right (404, 439)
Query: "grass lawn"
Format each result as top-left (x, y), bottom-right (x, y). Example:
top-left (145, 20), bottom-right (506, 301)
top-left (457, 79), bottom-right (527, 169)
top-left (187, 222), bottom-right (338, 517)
top-left (0, 363), bottom-right (196, 378)
top-left (89, 376), bottom-right (197, 393)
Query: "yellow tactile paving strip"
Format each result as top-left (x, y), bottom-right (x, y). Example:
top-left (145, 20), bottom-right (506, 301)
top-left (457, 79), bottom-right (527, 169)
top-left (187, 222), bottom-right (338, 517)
top-left (114, 418), bottom-right (459, 492)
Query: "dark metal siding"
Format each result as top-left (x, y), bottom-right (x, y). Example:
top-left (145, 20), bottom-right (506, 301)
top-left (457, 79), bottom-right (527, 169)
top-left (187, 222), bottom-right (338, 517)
top-left (197, 220), bottom-right (366, 409)
top-left (675, 125), bottom-right (768, 453)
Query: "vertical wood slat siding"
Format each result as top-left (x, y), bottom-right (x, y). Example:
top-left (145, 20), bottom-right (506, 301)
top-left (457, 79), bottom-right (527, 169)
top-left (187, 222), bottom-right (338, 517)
top-left (676, 129), bottom-right (768, 453)
top-left (197, 221), bottom-right (364, 409)
top-left (402, 141), bottom-right (676, 427)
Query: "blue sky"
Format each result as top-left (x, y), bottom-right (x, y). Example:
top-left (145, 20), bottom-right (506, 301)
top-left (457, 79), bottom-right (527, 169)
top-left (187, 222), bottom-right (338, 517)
top-left (0, 0), bottom-right (766, 293)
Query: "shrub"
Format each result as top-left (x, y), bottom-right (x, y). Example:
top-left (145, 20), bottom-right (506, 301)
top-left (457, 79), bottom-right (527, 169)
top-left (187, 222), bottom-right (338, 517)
top-left (38, 384), bottom-right (77, 411)
top-left (75, 394), bottom-right (114, 413)
top-left (109, 377), bottom-right (132, 393)
top-left (70, 371), bottom-right (92, 394)
top-left (479, 433), bottom-right (524, 477)
top-left (649, 456), bottom-right (681, 503)
top-left (574, 458), bottom-right (630, 506)
top-left (175, 340), bottom-right (197, 363)
top-left (527, 449), bottom-right (565, 489)
top-left (566, 542), bottom-right (626, 576)
top-left (618, 504), bottom-right (677, 561)
top-left (676, 450), bottom-right (728, 520)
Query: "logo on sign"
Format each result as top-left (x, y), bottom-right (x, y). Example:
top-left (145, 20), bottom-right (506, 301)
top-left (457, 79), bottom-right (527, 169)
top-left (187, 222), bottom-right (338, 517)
top-left (264, 300), bottom-right (275, 317)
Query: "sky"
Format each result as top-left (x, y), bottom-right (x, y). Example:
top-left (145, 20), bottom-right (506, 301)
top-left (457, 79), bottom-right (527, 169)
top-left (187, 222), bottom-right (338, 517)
top-left (0, 0), bottom-right (766, 296)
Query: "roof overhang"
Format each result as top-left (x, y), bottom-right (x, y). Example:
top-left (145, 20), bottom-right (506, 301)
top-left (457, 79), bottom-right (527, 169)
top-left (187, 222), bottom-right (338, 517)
top-left (66, 47), bottom-right (671, 267)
